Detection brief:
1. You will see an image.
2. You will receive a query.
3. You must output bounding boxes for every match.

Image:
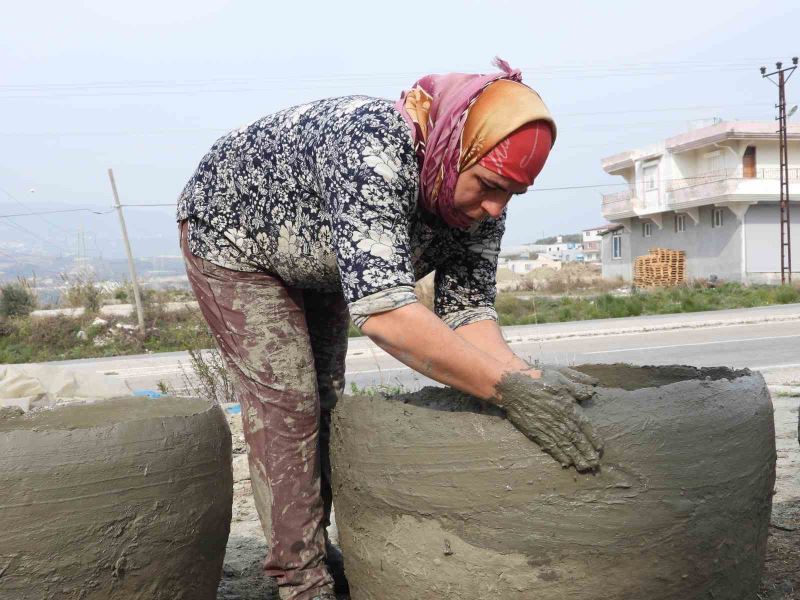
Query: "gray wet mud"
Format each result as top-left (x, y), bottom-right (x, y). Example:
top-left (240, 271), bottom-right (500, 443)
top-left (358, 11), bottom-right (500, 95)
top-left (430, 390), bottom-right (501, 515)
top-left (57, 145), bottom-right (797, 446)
top-left (331, 364), bottom-right (776, 600)
top-left (0, 396), bottom-right (232, 600)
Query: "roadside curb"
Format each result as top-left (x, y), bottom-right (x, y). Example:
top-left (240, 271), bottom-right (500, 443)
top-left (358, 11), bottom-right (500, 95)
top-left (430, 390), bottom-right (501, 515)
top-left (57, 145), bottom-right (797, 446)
top-left (344, 312), bottom-right (800, 359)
top-left (501, 313), bottom-right (800, 345)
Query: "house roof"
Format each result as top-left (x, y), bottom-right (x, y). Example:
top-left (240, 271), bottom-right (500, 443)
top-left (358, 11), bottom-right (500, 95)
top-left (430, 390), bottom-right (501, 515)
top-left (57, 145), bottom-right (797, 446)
top-left (666, 120), bottom-right (800, 154)
top-left (598, 224), bottom-right (624, 236)
top-left (601, 120), bottom-right (800, 172)
top-left (583, 224), bottom-right (616, 233)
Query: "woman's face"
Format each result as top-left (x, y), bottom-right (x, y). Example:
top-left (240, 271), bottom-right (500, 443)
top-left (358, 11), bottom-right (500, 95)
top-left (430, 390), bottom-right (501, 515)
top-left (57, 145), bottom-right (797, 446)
top-left (452, 163), bottom-right (528, 224)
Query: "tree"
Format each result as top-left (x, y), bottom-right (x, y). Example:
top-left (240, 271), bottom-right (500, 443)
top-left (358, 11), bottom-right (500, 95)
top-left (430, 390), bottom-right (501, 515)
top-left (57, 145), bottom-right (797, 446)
top-left (0, 279), bottom-right (37, 318)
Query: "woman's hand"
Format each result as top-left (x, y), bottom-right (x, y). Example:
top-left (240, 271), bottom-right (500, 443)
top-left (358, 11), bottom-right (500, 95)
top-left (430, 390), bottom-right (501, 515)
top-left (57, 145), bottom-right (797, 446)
top-left (362, 304), bottom-right (604, 471)
top-left (494, 366), bottom-right (604, 472)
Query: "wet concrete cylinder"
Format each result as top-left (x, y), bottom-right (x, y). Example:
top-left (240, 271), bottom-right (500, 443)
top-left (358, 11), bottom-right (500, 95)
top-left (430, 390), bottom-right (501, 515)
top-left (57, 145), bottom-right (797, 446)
top-left (0, 396), bottom-right (233, 600)
top-left (330, 365), bottom-right (776, 600)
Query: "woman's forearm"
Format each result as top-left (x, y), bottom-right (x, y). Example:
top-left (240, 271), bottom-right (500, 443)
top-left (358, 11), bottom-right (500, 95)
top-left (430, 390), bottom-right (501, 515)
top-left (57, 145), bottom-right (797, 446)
top-left (361, 303), bottom-right (509, 400)
top-left (453, 318), bottom-right (529, 370)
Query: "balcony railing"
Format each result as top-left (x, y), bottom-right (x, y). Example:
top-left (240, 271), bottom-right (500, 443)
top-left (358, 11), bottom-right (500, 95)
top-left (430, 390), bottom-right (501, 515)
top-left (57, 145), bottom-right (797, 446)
top-left (601, 189), bottom-right (635, 214)
top-left (666, 167), bottom-right (800, 207)
top-left (602, 167), bottom-right (800, 219)
top-left (666, 167), bottom-right (800, 192)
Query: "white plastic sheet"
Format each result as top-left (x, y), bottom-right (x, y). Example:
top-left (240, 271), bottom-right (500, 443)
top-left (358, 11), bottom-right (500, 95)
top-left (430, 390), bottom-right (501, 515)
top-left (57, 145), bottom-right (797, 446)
top-left (0, 365), bottom-right (130, 411)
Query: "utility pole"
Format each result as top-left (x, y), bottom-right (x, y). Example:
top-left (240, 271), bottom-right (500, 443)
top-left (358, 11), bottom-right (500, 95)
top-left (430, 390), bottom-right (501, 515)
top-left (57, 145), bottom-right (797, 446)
top-left (107, 168), bottom-right (146, 333)
top-left (761, 57), bottom-right (798, 284)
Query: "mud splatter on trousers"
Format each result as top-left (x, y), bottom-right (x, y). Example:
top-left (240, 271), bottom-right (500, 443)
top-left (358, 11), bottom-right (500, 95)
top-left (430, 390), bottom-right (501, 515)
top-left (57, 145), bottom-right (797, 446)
top-left (180, 220), bottom-right (348, 600)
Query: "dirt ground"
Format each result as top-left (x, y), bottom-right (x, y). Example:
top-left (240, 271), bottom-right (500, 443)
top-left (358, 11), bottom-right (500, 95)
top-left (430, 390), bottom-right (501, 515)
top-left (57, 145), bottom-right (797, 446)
top-left (757, 367), bottom-right (800, 600)
top-left (215, 414), bottom-right (349, 600)
top-left (217, 367), bottom-right (800, 600)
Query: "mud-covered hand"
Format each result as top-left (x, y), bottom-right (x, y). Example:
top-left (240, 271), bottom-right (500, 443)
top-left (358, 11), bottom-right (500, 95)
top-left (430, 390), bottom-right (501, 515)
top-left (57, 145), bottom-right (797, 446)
top-left (495, 368), bottom-right (604, 472)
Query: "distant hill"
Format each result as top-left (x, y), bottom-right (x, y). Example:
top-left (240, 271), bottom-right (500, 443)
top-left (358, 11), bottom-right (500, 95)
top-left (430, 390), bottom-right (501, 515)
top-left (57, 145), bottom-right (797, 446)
top-left (0, 200), bottom-right (179, 261)
top-left (534, 233), bottom-right (582, 245)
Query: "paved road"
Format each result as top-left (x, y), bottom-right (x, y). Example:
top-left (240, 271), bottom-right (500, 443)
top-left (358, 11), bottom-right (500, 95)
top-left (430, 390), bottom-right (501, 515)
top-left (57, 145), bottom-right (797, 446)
top-left (32, 303), bottom-right (800, 394)
top-left (345, 318), bottom-right (800, 390)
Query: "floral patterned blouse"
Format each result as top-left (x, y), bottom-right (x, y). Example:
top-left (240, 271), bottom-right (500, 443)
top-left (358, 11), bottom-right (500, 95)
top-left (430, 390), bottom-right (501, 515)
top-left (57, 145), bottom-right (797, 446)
top-left (177, 96), bottom-right (504, 328)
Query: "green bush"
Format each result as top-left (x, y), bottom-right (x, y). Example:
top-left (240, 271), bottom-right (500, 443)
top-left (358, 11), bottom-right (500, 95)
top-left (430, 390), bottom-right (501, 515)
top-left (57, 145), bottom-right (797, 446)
top-left (774, 285), bottom-right (800, 304)
top-left (494, 295), bottom-right (529, 320)
top-left (0, 280), bottom-right (36, 318)
top-left (61, 273), bottom-right (103, 313)
top-left (488, 282), bottom-right (800, 329)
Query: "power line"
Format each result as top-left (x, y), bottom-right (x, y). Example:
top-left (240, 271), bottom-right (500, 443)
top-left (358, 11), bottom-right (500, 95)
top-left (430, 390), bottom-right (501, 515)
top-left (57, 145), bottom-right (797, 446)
top-left (0, 128), bottom-right (228, 138)
top-left (0, 247), bottom-right (19, 261)
top-left (1, 163), bottom-right (795, 223)
top-left (530, 183), bottom-right (627, 192)
top-left (0, 118), bottom-right (754, 139)
top-left (0, 207), bottom-right (115, 219)
top-left (0, 58), bottom-right (783, 90)
top-left (0, 185), bottom-right (74, 236)
top-left (0, 218), bottom-right (69, 254)
top-left (0, 106), bottom-right (785, 139)
top-left (558, 102), bottom-right (769, 117)
top-left (0, 169), bottom-right (780, 221)
top-left (0, 60), bottom-right (785, 100)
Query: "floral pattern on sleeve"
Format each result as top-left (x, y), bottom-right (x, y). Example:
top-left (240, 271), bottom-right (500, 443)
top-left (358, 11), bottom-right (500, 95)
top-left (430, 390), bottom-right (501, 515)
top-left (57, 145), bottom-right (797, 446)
top-left (314, 103), bottom-right (420, 311)
top-left (434, 210), bottom-right (506, 328)
top-left (176, 95), bottom-right (504, 326)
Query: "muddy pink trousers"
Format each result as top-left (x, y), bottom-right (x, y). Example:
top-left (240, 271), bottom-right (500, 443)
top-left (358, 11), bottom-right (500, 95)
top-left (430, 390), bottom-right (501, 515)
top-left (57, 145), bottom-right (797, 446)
top-left (180, 221), bottom-right (348, 600)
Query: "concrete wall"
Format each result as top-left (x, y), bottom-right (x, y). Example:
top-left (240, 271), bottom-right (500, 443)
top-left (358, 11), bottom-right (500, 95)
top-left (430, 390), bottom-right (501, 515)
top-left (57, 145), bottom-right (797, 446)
top-left (744, 202), bottom-right (800, 282)
top-left (601, 230), bottom-right (632, 280)
top-left (602, 206), bottom-right (743, 282)
top-left (669, 140), bottom-right (800, 179)
top-left (746, 141), bottom-right (800, 171)
top-left (633, 206), bottom-right (742, 281)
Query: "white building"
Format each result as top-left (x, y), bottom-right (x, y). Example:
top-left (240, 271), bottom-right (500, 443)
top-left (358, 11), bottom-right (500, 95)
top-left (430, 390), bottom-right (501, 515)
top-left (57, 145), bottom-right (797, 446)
top-left (523, 237), bottom-right (586, 262)
top-left (582, 225), bottom-right (615, 262)
top-left (600, 120), bottom-right (800, 283)
top-left (503, 254), bottom-right (562, 274)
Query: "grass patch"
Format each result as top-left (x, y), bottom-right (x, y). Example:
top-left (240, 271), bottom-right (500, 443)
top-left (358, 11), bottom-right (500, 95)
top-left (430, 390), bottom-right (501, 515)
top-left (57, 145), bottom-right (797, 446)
top-left (0, 308), bottom-right (213, 363)
top-left (494, 282), bottom-right (800, 327)
top-left (0, 282), bottom-right (798, 363)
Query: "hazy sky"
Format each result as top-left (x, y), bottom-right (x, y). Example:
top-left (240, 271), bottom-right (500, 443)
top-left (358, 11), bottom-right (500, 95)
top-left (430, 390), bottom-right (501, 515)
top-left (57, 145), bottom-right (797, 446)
top-left (1, 0), bottom-right (799, 254)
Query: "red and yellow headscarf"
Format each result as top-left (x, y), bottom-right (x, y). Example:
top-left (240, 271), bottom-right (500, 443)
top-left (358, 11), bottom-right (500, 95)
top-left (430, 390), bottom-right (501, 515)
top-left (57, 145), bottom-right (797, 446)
top-left (396, 59), bottom-right (556, 228)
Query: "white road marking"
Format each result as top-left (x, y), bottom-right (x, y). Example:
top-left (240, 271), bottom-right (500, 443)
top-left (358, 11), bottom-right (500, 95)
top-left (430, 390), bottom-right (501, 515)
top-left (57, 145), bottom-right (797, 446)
top-left (583, 334), bottom-right (800, 355)
top-left (505, 318), bottom-right (800, 346)
top-left (344, 367), bottom-right (408, 376)
top-left (751, 362), bottom-right (800, 371)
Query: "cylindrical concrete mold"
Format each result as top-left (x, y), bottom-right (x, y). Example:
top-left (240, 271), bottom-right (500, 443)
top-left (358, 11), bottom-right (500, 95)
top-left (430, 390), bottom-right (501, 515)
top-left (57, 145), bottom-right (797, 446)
top-left (331, 365), bottom-right (776, 600)
top-left (0, 396), bottom-right (233, 600)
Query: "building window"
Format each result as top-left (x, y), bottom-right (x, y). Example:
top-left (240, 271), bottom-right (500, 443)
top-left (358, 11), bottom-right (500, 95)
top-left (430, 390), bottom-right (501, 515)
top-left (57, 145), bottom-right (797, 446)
top-left (642, 222), bottom-right (652, 237)
top-left (675, 214), bottom-right (686, 232)
top-left (643, 164), bottom-right (658, 191)
top-left (704, 150), bottom-right (724, 174)
top-left (712, 208), bottom-right (724, 228)
top-left (612, 234), bottom-right (622, 259)
top-left (743, 146), bottom-right (757, 178)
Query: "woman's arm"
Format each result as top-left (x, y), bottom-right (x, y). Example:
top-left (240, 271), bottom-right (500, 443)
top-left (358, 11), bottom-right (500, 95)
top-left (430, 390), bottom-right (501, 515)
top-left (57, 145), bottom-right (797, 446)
top-left (453, 318), bottom-right (530, 370)
top-left (362, 303), bottom-right (602, 472)
top-left (361, 302), bottom-right (518, 401)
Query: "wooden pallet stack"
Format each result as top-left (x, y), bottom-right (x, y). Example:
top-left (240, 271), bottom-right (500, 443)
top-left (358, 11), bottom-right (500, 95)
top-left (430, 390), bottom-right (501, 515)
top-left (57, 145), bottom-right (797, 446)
top-left (633, 248), bottom-right (686, 287)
